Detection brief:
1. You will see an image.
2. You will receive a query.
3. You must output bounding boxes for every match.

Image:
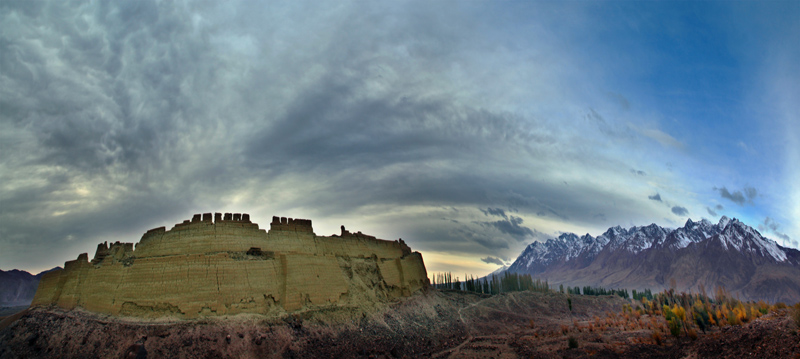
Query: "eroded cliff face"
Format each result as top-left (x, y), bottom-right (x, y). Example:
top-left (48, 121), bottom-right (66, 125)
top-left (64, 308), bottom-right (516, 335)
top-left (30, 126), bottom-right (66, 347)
top-left (31, 214), bottom-right (429, 318)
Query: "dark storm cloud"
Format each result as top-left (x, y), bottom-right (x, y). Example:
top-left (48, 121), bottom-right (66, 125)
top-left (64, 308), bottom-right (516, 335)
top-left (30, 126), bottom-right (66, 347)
top-left (671, 206), bottom-right (689, 216)
top-left (480, 208), bottom-right (507, 219)
top-left (474, 237), bottom-right (510, 250)
top-left (476, 216), bottom-right (535, 240)
top-left (243, 76), bottom-right (547, 176)
top-left (648, 193), bottom-right (662, 202)
top-left (715, 186), bottom-right (757, 206)
top-left (480, 256), bottom-right (505, 266)
top-left (0, 0), bottom-right (232, 266)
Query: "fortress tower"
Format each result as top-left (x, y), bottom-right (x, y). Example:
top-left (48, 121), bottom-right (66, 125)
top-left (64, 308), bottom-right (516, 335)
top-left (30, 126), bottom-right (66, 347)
top-left (31, 213), bottom-right (429, 318)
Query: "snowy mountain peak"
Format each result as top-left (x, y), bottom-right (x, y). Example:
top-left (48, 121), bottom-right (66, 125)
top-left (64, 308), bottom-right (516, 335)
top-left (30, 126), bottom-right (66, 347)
top-left (716, 218), bottom-right (787, 262)
top-left (718, 215), bottom-right (731, 229)
top-left (508, 217), bottom-right (790, 275)
top-left (557, 232), bottom-right (579, 242)
top-left (489, 265), bottom-right (508, 276)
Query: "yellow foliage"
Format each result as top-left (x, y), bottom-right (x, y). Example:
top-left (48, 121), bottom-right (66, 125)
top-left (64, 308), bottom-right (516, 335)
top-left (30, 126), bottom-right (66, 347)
top-left (734, 304), bottom-right (748, 323)
top-left (672, 304), bottom-right (686, 321)
top-left (663, 305), bottom-right (673, 319)
top-left (728, 310), bottom-right (742, 326)
top-left (750, 306), bottom-right (760, 319)
top-left (694, 298), bottom-right (704, 308)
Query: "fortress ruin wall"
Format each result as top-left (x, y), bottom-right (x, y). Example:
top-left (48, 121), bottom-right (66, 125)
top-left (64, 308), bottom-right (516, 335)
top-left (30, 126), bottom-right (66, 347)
top-left (31, 213), bottom-right (429, 318)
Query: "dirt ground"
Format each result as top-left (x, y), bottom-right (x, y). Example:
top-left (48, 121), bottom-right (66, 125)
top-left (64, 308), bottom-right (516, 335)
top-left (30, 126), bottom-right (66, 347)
top-left (1, 290), bottom-right (798, 358)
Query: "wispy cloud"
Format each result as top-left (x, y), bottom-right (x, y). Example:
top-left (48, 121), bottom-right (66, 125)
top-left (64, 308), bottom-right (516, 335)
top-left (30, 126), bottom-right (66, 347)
top-left (715, 186), bottom-right (757, 206)
top-left (480, 256), bottom-right (505, 266)
top-left (758, 217), bottom-right (792, 245)
top-left (671, 206), bottom-right (689, 216)
top-left (640, 128), bottom-right (684, 150)
top-left (706, 204), bottom-right (723, 217)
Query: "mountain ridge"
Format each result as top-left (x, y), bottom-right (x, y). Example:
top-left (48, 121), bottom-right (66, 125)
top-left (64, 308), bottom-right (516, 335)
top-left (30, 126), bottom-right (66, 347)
top-left (507, 216), bottom-right (800, 303)
top-left (0, 267), bottom-right (61, 307)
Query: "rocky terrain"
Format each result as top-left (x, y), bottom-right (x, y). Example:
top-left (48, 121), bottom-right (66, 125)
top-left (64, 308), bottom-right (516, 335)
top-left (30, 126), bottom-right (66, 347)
top-left (507, 217), bottom-right (800, 303)
top-left (2, 289), bottom-right (798, 358)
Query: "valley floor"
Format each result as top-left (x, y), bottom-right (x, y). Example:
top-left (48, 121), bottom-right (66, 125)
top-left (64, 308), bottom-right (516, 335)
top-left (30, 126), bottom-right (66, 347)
top-left (0, 290), bottom-right (798, 358)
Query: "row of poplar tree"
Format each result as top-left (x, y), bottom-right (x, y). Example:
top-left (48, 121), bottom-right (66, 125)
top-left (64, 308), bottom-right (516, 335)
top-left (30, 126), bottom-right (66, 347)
top-left (430, 272), bottom-right (550, 294)
top-left (431, 271), bottom-right (635, 300)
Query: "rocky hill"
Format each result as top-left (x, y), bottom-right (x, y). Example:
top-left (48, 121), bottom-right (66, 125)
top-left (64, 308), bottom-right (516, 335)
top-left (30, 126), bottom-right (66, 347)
top-left (31, 213), bottom-right (429, 318)
top-left (508, 216), bottom-right (800, 303)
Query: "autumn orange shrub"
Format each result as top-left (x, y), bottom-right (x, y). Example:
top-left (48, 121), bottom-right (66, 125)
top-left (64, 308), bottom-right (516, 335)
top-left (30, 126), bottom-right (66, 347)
top-left (651, 331), bottom-right (662, 346)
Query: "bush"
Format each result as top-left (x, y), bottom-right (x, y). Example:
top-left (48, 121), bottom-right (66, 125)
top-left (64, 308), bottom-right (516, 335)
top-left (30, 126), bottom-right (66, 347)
top-left (568, 336), bottom-right (579, 349)
top-left (693, 306), bottom-right (710, 333)
top-left (687, 328), bottom-right (698, 341)
top-left (668, 318), bottom-right (682, 338)
top-left (651, 331), bottom-right (662, 346)
top-left (727, 311), bottom-right (742, 326)
top-left (792, 303), bottom-right (800, 328)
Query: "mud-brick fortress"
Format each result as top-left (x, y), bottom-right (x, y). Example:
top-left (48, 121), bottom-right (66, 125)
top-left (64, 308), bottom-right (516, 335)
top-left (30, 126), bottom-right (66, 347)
top-left (31, 213), bottom-right (429, 318)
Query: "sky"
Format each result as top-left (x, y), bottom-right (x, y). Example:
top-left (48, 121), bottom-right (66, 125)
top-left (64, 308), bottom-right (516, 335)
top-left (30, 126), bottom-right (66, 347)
top-left (1, 0), bottom-right (798, 276)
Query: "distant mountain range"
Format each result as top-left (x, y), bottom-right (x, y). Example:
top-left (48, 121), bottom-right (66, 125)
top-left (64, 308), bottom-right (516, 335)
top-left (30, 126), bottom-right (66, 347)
top-left (0, 268), bottom-right (60, 307)
top-left (506, 216), bottom-right (800, 303)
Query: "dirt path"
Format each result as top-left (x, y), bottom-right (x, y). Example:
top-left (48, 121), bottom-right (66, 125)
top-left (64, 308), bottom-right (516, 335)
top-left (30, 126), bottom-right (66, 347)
top-left (433, 293), bottom-right (526, 358)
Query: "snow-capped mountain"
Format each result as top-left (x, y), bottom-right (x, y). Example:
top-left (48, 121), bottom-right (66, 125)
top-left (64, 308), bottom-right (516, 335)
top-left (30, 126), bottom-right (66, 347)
top-left (488, 264), bottom-right (509, 277)
top-left (712, 218), bottom-right (787, 261)
top-left (507, 216), bottom-right (800, 303)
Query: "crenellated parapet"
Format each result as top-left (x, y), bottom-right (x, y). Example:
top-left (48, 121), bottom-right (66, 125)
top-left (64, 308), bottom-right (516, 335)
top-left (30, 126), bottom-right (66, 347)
top-left (170, 213), bottom-right (256, 232)
top-left (270, 216), bottom-right (313, 233)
